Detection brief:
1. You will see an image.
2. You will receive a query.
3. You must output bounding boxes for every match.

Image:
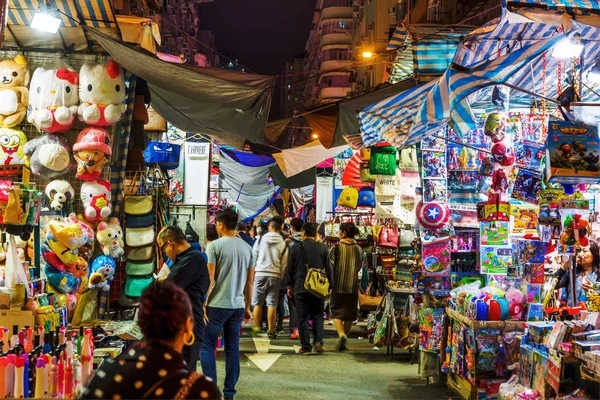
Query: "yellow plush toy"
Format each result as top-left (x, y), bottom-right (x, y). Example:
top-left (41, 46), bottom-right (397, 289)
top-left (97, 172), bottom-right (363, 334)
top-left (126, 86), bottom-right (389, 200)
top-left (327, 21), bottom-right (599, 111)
top-left (0, 55), bottom-right (30, 127)
top-left (0, 128), bottom-right (27, 166)
top-left (48, 219), bottom-right (85, 250)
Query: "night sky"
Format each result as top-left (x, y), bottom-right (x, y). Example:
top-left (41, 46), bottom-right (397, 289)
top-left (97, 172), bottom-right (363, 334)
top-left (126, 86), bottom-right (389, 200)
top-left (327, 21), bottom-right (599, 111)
top-left (198, 0), bottom-right (316, 75)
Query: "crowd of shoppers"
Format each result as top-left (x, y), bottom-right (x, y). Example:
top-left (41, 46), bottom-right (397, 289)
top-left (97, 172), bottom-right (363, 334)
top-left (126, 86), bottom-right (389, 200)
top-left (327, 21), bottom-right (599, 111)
top-left (85, 207), bottom-right (366, 399)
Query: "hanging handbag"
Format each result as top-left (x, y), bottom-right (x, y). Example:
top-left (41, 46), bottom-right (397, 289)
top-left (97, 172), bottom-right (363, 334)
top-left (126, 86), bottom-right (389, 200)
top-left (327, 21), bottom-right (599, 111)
top-left (380, 254), bottom-right (397, 268)
top-left (360, 163), bottom-right (376, 183)
top-left (355, 216), bottom-right (372, 243)
top-left (399, 227), bottom-right (417, 249)
top-left (375, 195), bottom-right (402, 219)
top-left (124, 195), bottom-right (153, 215)
top-left (373, 310), bottom-right (389, 347)
top-left (338, 187), bottom-right (358, 209)
top-left (144, 107), bottom-right (167, 132)
top-left (398, 145), bottom-right (418, 171)
top-left (379, 224), bottom-right (399, 248)
top-left (125, 261), bottom-right (155, 276)
top-left (358, 283), bottom-right (382, 311)
top-left (367, 295), bottom-right (386, 344)
top-left (126, 245), bottom-right (154, 262)
top-left (143, 132), bottom-right (181, 170)
top-left (369, 146), bottom-right (397, 176)
top-left (126, 226), bottom-right (155, 247)
top-left (357, 186), bottom-right (375, 208)
top-left (300, 244), bottom-right (330, 298)
top-left (360, 148), bottom-right (371, 162)
top-left (325, 217), bottom-right (341, 239)
top-left (372, 220), bottom-right (384, 242)
top-left (123, 275), bottom-right (154, 298)
top-left (126, 213), bottom-right (154, 228)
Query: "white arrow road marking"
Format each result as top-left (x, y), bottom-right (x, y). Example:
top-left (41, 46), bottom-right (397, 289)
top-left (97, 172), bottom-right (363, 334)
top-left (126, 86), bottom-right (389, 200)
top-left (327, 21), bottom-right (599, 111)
top-left (244, 338), bottom-right (299, 371)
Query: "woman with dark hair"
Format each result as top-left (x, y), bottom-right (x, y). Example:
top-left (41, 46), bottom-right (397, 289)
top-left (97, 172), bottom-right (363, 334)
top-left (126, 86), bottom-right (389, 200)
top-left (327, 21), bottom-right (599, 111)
top-left (557, 240), bottom-right (600, 304)
top-left (329, 222), bottom-right (362, 351)
top-left (83, 282), bottom-right (221, 399)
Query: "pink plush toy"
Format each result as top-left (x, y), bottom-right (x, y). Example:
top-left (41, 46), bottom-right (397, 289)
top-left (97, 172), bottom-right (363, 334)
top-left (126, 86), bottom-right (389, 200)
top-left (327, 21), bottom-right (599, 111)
top-left (506, 288), bottom-right (525, 320)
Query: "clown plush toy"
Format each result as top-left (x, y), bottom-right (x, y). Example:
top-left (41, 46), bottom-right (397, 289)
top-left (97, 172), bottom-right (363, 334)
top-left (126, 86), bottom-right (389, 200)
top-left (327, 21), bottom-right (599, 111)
top-left (81, 180), bottom-right (112, 222)
top-left (78, 61), bottom-right (126, 126)
top-left (0, 128), bottom-right (27, 165)
top-left (27, 67), bottom-right (79, 132)
top-left (72, 127), bottom-right (111, 181)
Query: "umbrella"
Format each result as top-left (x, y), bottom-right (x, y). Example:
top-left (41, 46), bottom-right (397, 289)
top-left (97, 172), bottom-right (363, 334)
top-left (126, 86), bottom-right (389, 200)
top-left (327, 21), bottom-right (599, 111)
top-left (342, 152), bottom-right (370, 188)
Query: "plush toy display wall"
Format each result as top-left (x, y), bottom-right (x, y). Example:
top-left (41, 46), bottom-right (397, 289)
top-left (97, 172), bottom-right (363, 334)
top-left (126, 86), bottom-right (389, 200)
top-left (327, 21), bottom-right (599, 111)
top-left (0, 52), bottom-right (130, 326)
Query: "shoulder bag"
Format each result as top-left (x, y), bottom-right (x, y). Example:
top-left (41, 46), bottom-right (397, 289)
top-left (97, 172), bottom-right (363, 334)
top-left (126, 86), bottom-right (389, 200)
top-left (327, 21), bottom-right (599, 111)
top-left (143, 132), bottom-right (181, 170)
top-left (299, 243), bottom-right (330, 298)
top-left (126, 245), bottom-right (154, 262)
top-left (379, 223), bottom-right (399, 248)
top-left (124, 274), bottom-right (154, 298)
top-left (357, 186), bottom-right (375, 208)
top-left (124, 196), bottom-right (153, 216)
top-left (338, 187), bottom-right (358, 209)
top-left (126, 226), bottom-right (155, 247)
top-left (324, 216), bottom-right (341, 239)
top-left (369, 146), bottom-right (397, 176)
top-left (125, 261), bottom-right (155, 276)
top-left (359, 282), bottom-right (382, 311)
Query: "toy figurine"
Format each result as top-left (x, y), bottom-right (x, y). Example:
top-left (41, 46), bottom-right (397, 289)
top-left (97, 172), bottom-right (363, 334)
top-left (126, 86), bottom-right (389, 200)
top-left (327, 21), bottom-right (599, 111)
top-left (459, 148), bottom-right (469, 170)
top-left (448, 147), bottom-right (459, 170)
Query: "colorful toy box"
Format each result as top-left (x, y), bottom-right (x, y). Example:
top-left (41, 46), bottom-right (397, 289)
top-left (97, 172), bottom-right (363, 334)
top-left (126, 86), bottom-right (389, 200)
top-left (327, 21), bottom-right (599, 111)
top-left (547, 121), bottom-right (600, 183)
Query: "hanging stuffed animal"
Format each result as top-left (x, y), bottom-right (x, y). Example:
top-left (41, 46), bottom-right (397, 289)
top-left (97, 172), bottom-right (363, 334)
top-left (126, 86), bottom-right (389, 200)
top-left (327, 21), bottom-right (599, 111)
top-left (78, 61), bottom-right (126, 126)
top-left (88, 255), bottom-right (116, 291)
top-left (44, 180), bottom-right (75, 211)
top-left (0, 128), bottom-right (27, 166)
top-left (0, 55), bottom-right (30, 128)
top-left (23, 133), bottom-right (74, 178)
top-left (96, 218), bottom-right (124, 258)
top-left (72, 127), bottom-right (111, 181)
top-left (81, 180), bottom-right (112, 222)
top-left (27, 67), bottom-right (79, 132)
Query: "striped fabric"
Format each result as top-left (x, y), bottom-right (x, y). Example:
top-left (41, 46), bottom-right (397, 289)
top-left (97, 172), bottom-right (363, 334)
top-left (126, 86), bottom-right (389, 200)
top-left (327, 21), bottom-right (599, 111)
top-left (502, 0), bottom-right (600, 11)
top-left (8, 0), bottom-right (117, 28)
top-left (388, 39), bottom-right (414, 84)
top-left (410, 34), bottom-right (564, 145)
top-left (387, 26), bottom-right (408, 50)
top-left (110, 73), bottom-right (137, 218)
top-left (330, 240), bottom-right (362, 294)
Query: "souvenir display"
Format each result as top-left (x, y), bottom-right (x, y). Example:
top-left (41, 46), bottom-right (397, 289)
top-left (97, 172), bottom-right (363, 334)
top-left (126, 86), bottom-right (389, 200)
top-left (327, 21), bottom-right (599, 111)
top-left (0, 55), bottom-right (30, 128)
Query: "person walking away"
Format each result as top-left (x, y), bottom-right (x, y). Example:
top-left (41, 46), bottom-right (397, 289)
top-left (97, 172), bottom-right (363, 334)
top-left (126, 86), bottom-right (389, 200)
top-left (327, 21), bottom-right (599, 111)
top-left (83, 282), bottom-right (221, 399)
top-left (158, 226), bottom-right (210, 371)
top-left (279, 217), bottom-right (303, 339)
top-left (251, 217), bottom-right (289, 339)
top-left (236, 222), bottom-right (255, 248)
top-left (202, 208), bottom-right (254, 400)
top-left (329, 222), bottom-right (362, 352)
top-left (286, 223), bottom-right (333, 354)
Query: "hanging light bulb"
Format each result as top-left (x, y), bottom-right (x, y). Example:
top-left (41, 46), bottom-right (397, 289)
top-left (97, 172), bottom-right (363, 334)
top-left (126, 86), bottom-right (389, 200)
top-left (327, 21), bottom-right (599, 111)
top-left (30, 5), bottom-right (61, 34)
top-left (552, 37), bottom-right (584, 59)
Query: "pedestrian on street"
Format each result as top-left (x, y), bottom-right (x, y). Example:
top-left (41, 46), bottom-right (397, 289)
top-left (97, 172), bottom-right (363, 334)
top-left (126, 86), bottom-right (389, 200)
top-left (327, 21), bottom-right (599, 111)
top-left (236, 221), bottom-right (255, 248)
top-left (329, 222), bottom-right (362, 352)
top-left (278, 217), bottom-right (303, 339)
top-left (158, 225), bottom-right (210, 372)
top-left (201, 208), bottom-right (254, 400)
top-left (286, 222), bottom-right (333, 354)
top-left (251, 217), bottom-right (289, 339)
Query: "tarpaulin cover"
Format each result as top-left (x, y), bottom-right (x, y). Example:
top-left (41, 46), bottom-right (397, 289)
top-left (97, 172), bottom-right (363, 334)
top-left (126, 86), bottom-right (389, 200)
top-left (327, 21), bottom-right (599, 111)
top-left (291, 185), bottom-right (315, 212)
top-left (273, 141), bottom-right (348, 178)
top-left (89, 28), bottom-right (275, 147)
top-left (304, 79), bottom-right (418, 149)
top-left (219, 148), bottom-right (275, 167)
top-left (218, 151), bottom-right (280, 222)
top-left (270, 166), bottom-right (316, 189)
top-left (265, 119), bottom-right (293, 143)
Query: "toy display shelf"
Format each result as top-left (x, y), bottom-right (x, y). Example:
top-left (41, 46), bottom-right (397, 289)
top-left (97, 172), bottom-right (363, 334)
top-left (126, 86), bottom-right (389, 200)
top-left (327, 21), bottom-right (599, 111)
top-left (446, 307), bottom-right (526, 332)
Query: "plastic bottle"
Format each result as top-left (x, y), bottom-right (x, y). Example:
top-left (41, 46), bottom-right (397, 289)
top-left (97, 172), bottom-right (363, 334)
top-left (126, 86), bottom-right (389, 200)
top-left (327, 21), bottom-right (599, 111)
top-left (57, 354), bottom-right (64, 396)
top-left (6, 353), bottom-right (15, 398)
top-left (34, 358), bottom-right (45, 399)
top-left (10, 326), bottom-right (19, 349)
top-left (49, 358), bottom-right (58, 398)
top-left (1, 328), bottom-right (8, 353)
top-left (0, 356), bottom-right (6, 398)
top-left (80, 329), bottom-right (92, 388)
top-left (42, 333), bottom-right (52, 355)
top-left (25, 327), bottom-right (33, 354)
top-left (14, 356), bottom-right (24, 398)
top-left (21, 353), bottom-right (29, 398)
top-left (64, 359), bottom-right (73, 398)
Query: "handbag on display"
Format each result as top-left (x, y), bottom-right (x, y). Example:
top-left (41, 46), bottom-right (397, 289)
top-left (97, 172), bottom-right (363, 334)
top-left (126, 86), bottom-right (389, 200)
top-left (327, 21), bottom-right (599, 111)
top-left (398, 145), bottom-right (418, 171)
top-left (144, 107), bottom-right (167, 132)
top-left (126, 245), bottom-right (154, 262)
top-left (374, 195), bottom-right (402, 220)
top-left (126, 226), bottom-right (155, 247)
top-left (359, 148), bottom-right (371, 162)
top-left (126, 213), bottom-right (154, 228)
top-left (338, 187), bottom-right (359, 209)
top-left (379, 224), bottom-right (399, 248)
top-left (360, 163), bottom-right (376, 183)
top-left (143, 133), bottom-right (181, 170)
top-left (358, 283), bottom-right (382, 311)
top-left (124, 195), bottom-right (153, 215)
top-left (325, 217), bottom-right (341, 239)
top-left (369, 146), bottom-right (397, 176)
top-left (357, 186), bottom-right (375, 208)
top-left (355, 216), bottom-right (373, 243)
top-left (125, 261), bottom-right (155, 276)
top-left (380, 254), bottom-right (397, 268)
top-left (124, 275), bottom-right (154, 298)
top-left (399, 227), bottom-right (417, 249)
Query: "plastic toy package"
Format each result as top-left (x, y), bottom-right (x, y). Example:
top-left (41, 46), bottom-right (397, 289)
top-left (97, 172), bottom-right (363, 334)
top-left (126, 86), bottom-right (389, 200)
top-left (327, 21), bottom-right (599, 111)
top-left (423, 179), bottom-right (447, 203)
top-left (421, 239), bottom-right (451, 277)
top-left (421, 136), bottom-right (446, 151)
top-left (558, 198), bottom-right (590, 254)
top-left (447, 145), bottom-right (482, 172)
top-left (521, 114), bottom-right (548, 144)
top-left (514, 140), bottom-right (544, 170)
top-left (476, 329), bottom-right (501, 373)
top-left (510, 205), bottom-right (539, 237)
top-left (448, 171), bottom-right (481, 190)
top-left (422, 150), bottom-right (447, 179)
top-left (511, 169), bottom-right (542, 204)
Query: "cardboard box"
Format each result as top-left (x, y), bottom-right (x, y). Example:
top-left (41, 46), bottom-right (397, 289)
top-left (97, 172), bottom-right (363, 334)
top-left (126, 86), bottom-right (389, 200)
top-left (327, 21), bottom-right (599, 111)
top-left (547, 121), bottom-right (600, 183)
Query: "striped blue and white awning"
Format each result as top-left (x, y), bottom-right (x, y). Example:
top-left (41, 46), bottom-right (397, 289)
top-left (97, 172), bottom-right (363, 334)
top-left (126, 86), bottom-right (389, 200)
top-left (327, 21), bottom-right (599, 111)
top-left (388, 38), bottom-right (413, 84)
top-left (387, 26), bottom-right (408, 50)
top-left (8, 0), bottom-right (117, 28)
top-left (503, 0), bottom-right (600, 12)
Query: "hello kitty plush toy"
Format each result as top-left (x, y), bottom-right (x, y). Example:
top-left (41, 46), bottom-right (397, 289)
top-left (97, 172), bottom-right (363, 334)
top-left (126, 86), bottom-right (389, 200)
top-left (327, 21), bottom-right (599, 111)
top-left (27, 67), bottom-right (79, 132)
top-left (78, 61), bottom-right (126, 126)
top-left (81, 179), bottom-right (112, 222)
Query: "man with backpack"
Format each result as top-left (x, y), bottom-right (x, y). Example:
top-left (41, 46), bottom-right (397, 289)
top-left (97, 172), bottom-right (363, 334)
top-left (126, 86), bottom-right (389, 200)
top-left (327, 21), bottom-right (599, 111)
top-left (251, 217), bottom-right (289, 339)
top-left (286, 222), bottom-right (333, 354)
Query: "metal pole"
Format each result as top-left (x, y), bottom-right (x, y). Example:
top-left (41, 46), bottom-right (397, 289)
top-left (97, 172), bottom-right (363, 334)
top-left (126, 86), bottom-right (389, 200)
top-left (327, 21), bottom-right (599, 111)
top-left (569, 255), bottom-right (577, 308)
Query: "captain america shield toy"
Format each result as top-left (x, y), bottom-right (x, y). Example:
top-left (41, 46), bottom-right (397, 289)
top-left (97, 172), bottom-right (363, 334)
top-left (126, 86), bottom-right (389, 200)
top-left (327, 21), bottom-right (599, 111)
top-left (416, 201), bottom-right (450, 230)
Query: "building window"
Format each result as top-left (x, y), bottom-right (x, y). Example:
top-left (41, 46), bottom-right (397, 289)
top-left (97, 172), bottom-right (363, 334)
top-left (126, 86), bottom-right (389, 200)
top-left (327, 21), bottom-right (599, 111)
top-left (321, 75), bottom-right (350, 88)
top-left (322, 20), bottom-right (352, 35)
top-left (321, 48), bottom-right (352, 62)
